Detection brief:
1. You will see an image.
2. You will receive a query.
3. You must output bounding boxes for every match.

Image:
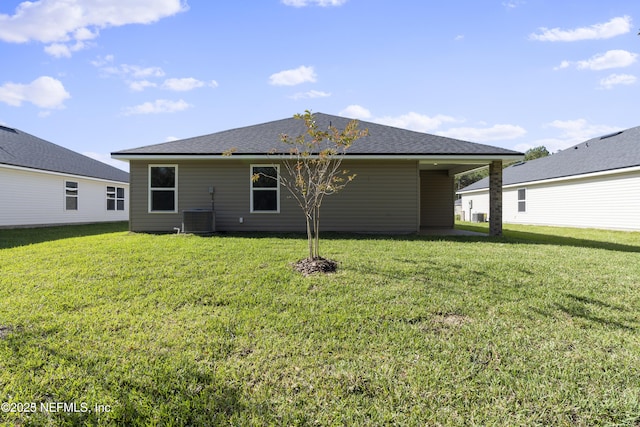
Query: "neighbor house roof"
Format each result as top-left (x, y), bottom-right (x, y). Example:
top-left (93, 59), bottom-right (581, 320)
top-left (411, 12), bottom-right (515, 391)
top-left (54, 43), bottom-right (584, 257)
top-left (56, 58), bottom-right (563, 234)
top-left (458, 125), bottom-right (640, 193)
top-left (0, 125), bottom-right (129, 183)
top-left (112, 113), bottom-right (522, 159)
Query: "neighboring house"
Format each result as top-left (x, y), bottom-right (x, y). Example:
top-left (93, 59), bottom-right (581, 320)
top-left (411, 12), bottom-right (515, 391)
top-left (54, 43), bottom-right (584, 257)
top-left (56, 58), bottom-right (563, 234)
top-left (0, 125), bottom-right (129, 228)
top-left (112, 113), bottom-right (522, 235)
top-left (457, 126), bottom-right (640, 231)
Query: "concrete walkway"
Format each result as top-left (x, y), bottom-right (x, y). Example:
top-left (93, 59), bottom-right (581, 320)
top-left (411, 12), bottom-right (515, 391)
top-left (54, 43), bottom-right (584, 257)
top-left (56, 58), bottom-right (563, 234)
top-left (419, 228), bottom-right (488, 236)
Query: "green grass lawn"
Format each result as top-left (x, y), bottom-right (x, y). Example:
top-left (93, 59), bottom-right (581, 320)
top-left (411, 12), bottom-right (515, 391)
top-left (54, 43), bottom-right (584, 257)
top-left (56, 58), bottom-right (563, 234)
top-left (1, 222), bottom-right (639, 426)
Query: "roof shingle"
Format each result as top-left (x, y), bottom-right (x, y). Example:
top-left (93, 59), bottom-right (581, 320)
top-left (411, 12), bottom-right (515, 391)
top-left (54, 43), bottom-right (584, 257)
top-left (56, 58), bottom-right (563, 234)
top-left (0, 126), bottom-right (129, 183)
top-left (112, 113), bottom-right (522, 157)
top-left (459, 125), bottom-right (640, 192)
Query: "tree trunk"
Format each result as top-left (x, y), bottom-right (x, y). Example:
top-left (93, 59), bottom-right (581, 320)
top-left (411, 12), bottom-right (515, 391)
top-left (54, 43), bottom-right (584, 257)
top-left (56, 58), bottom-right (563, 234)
top-left (305, 214), bottom-right (314, 260)
top-left (313, 206), bottom-right (320, 259)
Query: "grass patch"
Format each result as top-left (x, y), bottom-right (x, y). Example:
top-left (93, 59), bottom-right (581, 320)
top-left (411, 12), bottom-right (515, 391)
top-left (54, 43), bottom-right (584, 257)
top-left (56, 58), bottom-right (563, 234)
top-left (1, 223), bottom-right (639, 425)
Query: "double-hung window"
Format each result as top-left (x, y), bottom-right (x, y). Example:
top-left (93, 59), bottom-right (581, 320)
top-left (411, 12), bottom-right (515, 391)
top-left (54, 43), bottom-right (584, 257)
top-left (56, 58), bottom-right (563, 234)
top-left (149, 165), bottom-right (177, 212)
top-left (65, 181), bottom-right (78, 211)
top-left (250, 165), bottom-right (279, 213)
top-left (107, 186), bottom-right (125, 211)
top-left (517, 188), bottom-right (526, 212)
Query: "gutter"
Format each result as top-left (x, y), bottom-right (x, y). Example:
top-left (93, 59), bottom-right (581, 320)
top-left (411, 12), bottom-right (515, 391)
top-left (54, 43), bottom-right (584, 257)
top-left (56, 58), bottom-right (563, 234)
top-left (111, 153), bottom-right (524, 162)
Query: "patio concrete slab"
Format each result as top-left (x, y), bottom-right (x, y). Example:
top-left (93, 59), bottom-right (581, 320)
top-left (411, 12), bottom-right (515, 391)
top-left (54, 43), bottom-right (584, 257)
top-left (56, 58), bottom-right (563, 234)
top-left (419, 228), bottom-right (488, 236)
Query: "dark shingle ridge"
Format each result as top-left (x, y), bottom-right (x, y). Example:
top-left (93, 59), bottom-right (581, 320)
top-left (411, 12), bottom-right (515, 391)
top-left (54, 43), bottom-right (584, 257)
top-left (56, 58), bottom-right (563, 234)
top-left (459, 125), bottom-right (640, 192)
top-left (0, 126), bottom-right (129, 183)
top-left (113, 113), bottom-right (522, 156)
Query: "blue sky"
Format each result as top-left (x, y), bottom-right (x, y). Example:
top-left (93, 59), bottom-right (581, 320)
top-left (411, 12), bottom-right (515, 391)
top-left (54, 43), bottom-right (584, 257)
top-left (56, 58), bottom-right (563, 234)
top-left (0, 0), bottom-right (638, 171)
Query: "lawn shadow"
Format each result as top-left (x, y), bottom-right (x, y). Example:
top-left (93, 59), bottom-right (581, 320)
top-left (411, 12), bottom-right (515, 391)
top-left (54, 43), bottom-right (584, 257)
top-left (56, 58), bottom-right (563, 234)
top-left (456, 223), bottom-right (640, 254)
top-left (529, 293), bottom-right (638, 332)
top-left (5, 221), bottom-right (638, 255)
top-left (554, 293), bottom-right (637, 331)
top-left (0, 222), bottom-right (128, 249)
top-left (206, 228), bottom-right (640, 254)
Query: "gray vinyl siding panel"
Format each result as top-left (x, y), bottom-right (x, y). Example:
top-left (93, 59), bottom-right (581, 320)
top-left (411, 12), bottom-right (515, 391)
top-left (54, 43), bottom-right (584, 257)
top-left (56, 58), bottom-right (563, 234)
top-left (129, 159), bottom-right (419, 233)
top-left (320, 160), bottom-right (418, 233)
top-left (420, 170), bottom-right (454, 228)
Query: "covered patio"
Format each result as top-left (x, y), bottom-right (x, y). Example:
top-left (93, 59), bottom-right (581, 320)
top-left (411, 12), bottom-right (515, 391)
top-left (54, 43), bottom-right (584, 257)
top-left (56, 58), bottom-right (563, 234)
top-left (419, 159), bottom-right (504, 236)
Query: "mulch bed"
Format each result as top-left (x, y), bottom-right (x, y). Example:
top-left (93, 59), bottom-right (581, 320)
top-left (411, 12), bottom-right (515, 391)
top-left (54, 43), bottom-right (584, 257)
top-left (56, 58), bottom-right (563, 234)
top-left (293, 257), bottom-right (338, 276)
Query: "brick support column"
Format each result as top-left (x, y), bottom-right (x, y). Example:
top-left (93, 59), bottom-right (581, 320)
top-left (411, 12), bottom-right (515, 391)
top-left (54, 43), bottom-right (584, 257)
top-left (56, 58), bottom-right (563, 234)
top-left (489, 160), bottom-right (503, 237)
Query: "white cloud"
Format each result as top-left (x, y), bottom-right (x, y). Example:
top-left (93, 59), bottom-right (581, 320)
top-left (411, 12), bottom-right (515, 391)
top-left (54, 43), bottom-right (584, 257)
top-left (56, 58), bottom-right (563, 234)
top-left (163, 78), bottom-right (204, 91)
top-left (161, 78), bottom-right (204, 91)
top-left (91, 54), bottom-right (114, 67)
top-left (44, 43), bottom-right (73, 58)
top-left (131, 78), bottom-right (218, 92)
top-left (439, 124), bottom-right (526, 142)
top-left (577, 50), bottom-right (637, 70)
top-left (269, 66), bottom-right (317, 86)
top-left (599, 73), bottom-right (636, 89)
top-left (83, 152), bottom-right (129, 172)
top-left (0, 0), bottom-right (188, 57)
top-left (503, 0), bottom-right (525, 9)
top-left (0, 76), bottom-right (70, 109)
top-left (290, 90), bottom-right (331, 100)
top-left (519, 119), bottom-right (621, 153)
top-left (121, 64), bottom-right (166, 78)
top-left (338, 106), bottom-right (524, 142)
top-left (93, 57), bottom-right (218, 92)
top-left (555, 50), bottom-right (638, 71)
top-left (375, 112), bottom-right (459, 133)
top-left (339, 105), bottom-right (372, 120)
top-left (530, 15), bottom-right (631, 42)
top-left (553, 60), bottom-right (571, 71)
top-left (282, 0), bottom-right (347, 7)
top-left (454, 35), bottom-right (464, 41)
top-left (122, 99), bottom-right (191, 115)
top-left (93, 60), bottom-right (166, 78)
top-left (129, 80), bottom-right (157, 91)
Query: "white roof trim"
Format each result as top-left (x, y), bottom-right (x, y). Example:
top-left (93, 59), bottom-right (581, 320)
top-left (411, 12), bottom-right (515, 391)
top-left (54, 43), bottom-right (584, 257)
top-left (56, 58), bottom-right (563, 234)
top-left (0, 162), bottom-right (129, 185)
top-left (457, 164), bottom-right (640, 194)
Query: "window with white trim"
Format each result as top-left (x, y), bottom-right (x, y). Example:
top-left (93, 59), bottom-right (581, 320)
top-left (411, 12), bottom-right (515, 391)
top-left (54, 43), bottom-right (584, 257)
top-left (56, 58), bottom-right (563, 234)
top-left (517, 188), bottom-right (526, 212)
top-left (107, 186), bottom-right (126, 211)
top-left (65, 181), bottom-right (78, 211)
top-left (250, 165), bottom-right (279, 213)
top-left (149, 165), bottom-right (177, 212)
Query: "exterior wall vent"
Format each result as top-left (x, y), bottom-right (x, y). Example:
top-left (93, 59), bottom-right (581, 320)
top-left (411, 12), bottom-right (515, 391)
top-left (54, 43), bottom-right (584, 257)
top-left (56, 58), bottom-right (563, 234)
top-left (0, 125), bottom-right (18, 134)
top-left (182, 209), bottom-right (215, 234)
top-left (600, 131), bottom-right (623, 140)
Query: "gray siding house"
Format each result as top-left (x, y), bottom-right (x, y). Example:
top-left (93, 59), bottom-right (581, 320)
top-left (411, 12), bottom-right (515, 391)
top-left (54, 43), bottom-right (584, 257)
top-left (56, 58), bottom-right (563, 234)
top-left (112, 113), bottom-right (522, 235)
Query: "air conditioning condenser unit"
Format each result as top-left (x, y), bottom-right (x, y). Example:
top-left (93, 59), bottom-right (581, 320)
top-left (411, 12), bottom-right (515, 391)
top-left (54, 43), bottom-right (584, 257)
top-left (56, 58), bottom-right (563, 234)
top-left (182, 209), bottom-right (215, 234)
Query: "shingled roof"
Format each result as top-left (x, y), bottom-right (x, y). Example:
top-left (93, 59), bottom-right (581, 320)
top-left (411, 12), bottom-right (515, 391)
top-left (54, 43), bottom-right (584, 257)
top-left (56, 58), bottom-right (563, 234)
top-left (459, 125), bottom-right (640, 192)
top-left (112, 113), bottom-right (522, 158)
top-left (0, 125), bottom-right (129, 183)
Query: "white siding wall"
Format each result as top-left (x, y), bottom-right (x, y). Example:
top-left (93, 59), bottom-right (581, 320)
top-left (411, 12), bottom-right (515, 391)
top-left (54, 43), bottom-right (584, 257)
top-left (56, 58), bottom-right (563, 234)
top-left (459, 191), bottom-right (490, 222)
top-left (460, 169), bottom-right (640, 231)
top-left (0, 166), bottom-right (129, 227)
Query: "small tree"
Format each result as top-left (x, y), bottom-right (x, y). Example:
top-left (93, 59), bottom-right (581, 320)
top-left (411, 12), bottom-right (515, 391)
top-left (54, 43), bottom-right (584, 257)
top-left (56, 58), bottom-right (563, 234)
top-left (254, 110), bottom-right (368, 263)
top-left (524, 145), bottom-right (550, 161)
